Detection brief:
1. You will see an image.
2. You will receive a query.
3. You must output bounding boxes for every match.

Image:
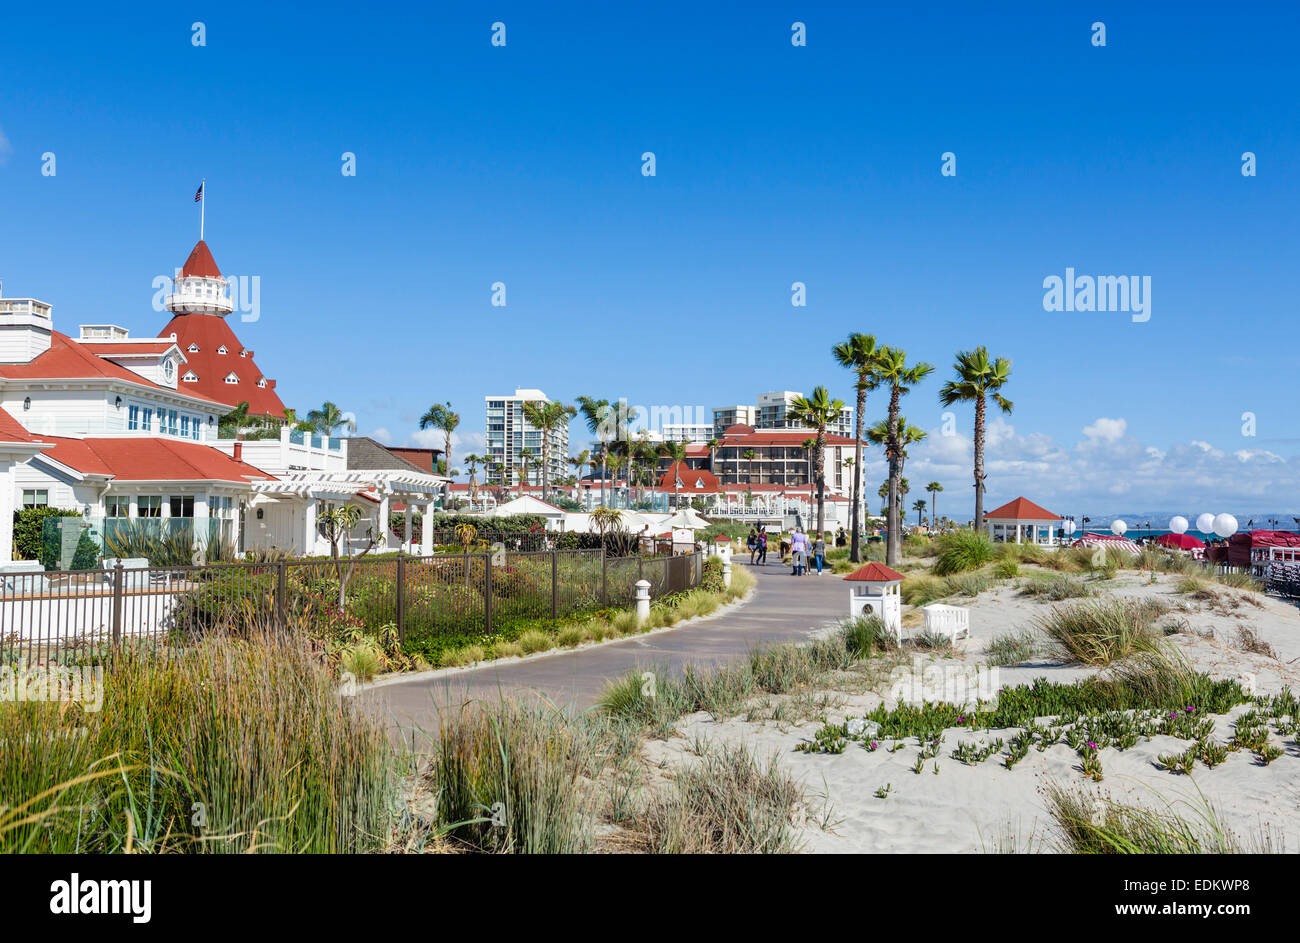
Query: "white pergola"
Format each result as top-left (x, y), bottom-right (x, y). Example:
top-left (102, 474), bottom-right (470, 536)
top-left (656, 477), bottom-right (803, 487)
top-left (251, 469), bottom-right (446, 555)
top-left (984, 496), bottom-right (1062, 546)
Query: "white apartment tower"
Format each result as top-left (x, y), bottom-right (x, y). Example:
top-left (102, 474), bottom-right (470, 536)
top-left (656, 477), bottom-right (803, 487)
top-left (484, 389), bottom-right (570, 486)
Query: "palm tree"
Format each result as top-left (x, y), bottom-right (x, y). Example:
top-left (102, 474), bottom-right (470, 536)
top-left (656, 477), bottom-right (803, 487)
top-left (926, 481), bottom-right (943, 529)
top-left (938, 347), bottom-right (1013, 531)
top-left (305, 401), bottom-right (355, 437)
top-left (788, 386), bottom-right (845, 536)
top-left (833, 332), bottom-right (882, 562)
top-left (521, 400), bottom-right (576, 500)
top-left (706, 437), bottom-right (721, 473)
top-left (801, 436), bottom-right (817, 522)
top-left (913, 499), bottom-right (928, 527)
top-left (658, 440), bottom-right (689, 507)
top-left (463, 453), bottom-right (483, 507)
top-left (873, 347), bottom-right (934, 565)
top-left (418, 402), bottom-right (460, 473)
top-left (577, 396), bottom-right (637, 507)
top-left (518, 447), bottom-right (533, 496)
top-left (742, 449), bottom-right (756, 485)
top-left (632, 435), bottom-right (658, 506)
top-left (866, 416), bottom-right (927, 545)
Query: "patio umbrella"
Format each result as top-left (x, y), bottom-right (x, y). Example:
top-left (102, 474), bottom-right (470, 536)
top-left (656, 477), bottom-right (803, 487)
top-left (662, 507), bottom-right (710, 529)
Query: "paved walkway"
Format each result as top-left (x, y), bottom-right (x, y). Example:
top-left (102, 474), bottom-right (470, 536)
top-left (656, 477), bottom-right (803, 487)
top-left (373, 561), bottom-right (849, 741)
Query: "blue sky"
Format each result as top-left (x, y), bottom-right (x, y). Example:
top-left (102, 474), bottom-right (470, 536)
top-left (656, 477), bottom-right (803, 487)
top-left (2, 1), bottom-right (1298, 517)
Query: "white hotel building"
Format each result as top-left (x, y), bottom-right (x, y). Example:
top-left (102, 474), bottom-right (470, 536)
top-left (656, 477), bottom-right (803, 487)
top-left (0, 239), bottom-right (446, 566)
top-left (484, 389), bottom-right (569, 486)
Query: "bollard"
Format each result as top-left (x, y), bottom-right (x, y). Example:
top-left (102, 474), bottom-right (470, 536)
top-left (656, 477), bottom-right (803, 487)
top-left (722, 560), bottom-right (732, 588)
top-left (634, 579), bottom-right (651, 626)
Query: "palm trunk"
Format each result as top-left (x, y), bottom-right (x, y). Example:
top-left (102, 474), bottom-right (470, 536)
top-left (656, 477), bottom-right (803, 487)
top-left (930, 491), bottom-right (936, 530)
top-left (815, 429), bottom-right (826, 536)
top-left (850, 382), bottom-right (866, 562)
top-left (973, 395), bottom-right (986, 531)
top-left (541, 441), bottom-right (549, 500)
top-left (886, 388), bottom-right (901, 566)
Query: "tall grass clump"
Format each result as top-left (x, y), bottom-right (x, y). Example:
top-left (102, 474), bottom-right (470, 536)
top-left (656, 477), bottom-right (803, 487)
top-left (638, 742), bottom-right (805, 853)
top-left (838, 614), bottom-right (896, 658)
top-left (430, 698), bottom-right (596, 853)
top-left (1019, 573), bottom-right (1093, 601)
top-left (1, 636), bottom-right (399, 854)
top-left (985, 629), bottom-right (1042, 666)
top-left (1042, 782), bottom-right (1264, 854)
top-left (932, 530), bottom-right (995, 576)
top-left (902, 574), bottom-right (949, 606)
top-left (1036, 598), bottom-right (1168, 666)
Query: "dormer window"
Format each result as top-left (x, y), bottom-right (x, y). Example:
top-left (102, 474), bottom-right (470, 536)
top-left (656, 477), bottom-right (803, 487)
top-left (240, 349), bottom-right (249, 357)
top-left (257, 378), bottom-right (267, 388)
top-left (217, 345), bottom-right (228, 355)
top-left (224, 372), bottom-right (239, 384)
top-left (163, 359), bottom-right (175, 382)
top-left (182, 371), bottom-right (199, 382)
top-left (187, 343), bottom-right (199, 353)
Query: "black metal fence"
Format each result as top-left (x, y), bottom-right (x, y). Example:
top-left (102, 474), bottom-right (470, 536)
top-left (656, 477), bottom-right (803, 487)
top-left (0, 549), bottom-right (704, 666)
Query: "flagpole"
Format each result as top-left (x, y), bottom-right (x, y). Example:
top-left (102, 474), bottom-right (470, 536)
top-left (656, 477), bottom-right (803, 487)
top-left (200, 177), bottom-right (206, 241)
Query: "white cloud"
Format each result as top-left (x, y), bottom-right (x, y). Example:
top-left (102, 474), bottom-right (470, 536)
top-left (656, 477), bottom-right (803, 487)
top-left (1082, 417), bottom-right (1126, 443)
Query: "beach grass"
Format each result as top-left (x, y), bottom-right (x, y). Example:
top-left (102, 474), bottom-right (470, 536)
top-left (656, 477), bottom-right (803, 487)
top-left (1035, 597), bottom-right (1168, 665)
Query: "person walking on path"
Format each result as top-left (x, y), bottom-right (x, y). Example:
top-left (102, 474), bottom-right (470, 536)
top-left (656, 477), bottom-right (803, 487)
top-left (812, 533), bottom-right (826, 574)
top-left (756, 529), bottom-right (768, 565)
top-left (746, 528), bottom-right (757, 564)
top-left (790, 528), bottom-right (808, 576)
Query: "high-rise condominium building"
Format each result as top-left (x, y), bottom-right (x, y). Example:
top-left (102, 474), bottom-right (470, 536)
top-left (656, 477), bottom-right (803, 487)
top-left (714, 393), bottom-right (853, 438)
top-left (484, 389), bottom-right (569, 485)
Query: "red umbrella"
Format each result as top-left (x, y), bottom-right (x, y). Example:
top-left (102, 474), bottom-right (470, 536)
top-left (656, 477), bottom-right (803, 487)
top-left (1156, 533), bottom-right (1204, 550)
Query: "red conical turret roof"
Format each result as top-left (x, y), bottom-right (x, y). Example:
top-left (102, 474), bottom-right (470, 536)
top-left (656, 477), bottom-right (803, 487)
top-left (181, 240), bottom-right (222, 279)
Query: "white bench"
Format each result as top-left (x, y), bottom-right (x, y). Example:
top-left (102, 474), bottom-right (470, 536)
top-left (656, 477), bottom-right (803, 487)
top-left (922, 603), bottom-right (970, 642)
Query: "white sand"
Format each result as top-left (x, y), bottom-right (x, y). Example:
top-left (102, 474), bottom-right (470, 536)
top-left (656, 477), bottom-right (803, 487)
top-left (648, 572), bottom-right (1300, 853)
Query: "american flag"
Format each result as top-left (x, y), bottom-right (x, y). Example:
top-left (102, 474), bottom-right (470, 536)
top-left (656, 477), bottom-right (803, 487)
top-left (194, 182), bottom-right (203, 203)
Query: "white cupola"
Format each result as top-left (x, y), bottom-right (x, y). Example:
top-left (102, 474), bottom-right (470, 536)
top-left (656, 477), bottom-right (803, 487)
top-left (0, 282), bottom-right (53, 363)
top-left (164, 240), bottom-right (233, 317)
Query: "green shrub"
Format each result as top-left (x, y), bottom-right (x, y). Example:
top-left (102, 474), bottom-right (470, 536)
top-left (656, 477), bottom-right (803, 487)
top-left (12, 506), bottom-right (80, 565)
top-left (994, 558), bottom-right (1020, 578)
top-left (932, 531), bottom-right (994, 576)
top-left (1019, 574), bottom-right (1093, 600)
top-left (985, 629), bottom-right (1041, 665)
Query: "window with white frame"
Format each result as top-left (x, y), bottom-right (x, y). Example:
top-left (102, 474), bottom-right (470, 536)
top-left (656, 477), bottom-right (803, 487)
top-left (217, 345), bottom-right (228, 355)
top-left (166, 410), bottom-right (179, 435)
top-left (188, 343), bottom-right (200, 353)
top-left (138, 496), bottom-right (162, 517)
top-left (105, 496), bottom-right (129, 517)
top-left (169, 496), bottom-right (195, 518)
top-left (182, 371), bottom-right (198, 382)
top-left (22, 489), bottom-right (48, 509)
top-left (224, 372), bottom-right (239, 384)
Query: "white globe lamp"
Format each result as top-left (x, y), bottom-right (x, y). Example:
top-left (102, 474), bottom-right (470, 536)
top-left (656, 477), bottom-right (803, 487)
top-left (1169, 515), bottom-right (1188, 535)
top-left (1111, 519), bottom-right (1127, 536)
top-left (1212, 514), bottom-right (1238, 539)
top-left (1062, 519), bottom-right (1076, 536)
top-left (1195, 513), bottom-right (1215, 535)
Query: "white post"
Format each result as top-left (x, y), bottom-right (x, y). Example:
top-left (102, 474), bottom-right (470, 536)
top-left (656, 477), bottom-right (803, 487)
top-left (722, 560), bottom-right (732, 588)
top-left (378, 493), bottom-right (391, 550)
top-left (634, 579), bottom-right (651, 626)
top-left (420, 500), bottom-right (435, 555)
top-left (303, 499), bottom-right (317, 556)
top-left (403, 503), bottom-right (413, 551)
top-left (0, 462), bottom-right (13, 565)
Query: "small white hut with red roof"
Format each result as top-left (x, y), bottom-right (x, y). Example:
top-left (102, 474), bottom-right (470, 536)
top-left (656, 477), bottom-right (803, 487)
top-left (843, 562), bottom-right (904, 635)
top-left (983, 496), bottom-right (1062, 546)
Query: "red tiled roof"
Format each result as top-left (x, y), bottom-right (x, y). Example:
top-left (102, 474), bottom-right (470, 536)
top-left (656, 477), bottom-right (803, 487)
top-left (843, 562), bottom-right (904, 582)
top-left (0, 406), bottom-right (41, 444)
top-left (723, 423), bottom-right (755, 435)
top-left (658, 462), bottom-right (721, 492)
top-left (38, 436), bottom-right (274, 483)
top-left (181, 240), bottom-right (222, 278)
top-left (0, 332), bottom-right (227, 407)
top-left (984, 496), bottom-right (1059, 520)
top-left (159, 314), bottom-right (287, 417)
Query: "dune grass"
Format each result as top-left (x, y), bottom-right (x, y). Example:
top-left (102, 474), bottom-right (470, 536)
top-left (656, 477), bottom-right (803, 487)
top-left (0, 635), bottom-right (399, 854)
top-left (1035, 597), bottom-right (1168, 665)
top-left (932, 531), bottom-right (995, 576)
top-left (1042, 782), bottom-right (1263, 854)
top-left (1019, 573), bottom-right (1093, 601)
top-left (985, 629), bottom-right (1043, 666)
top-left (428, 697), bottom-right (597, 853)
top-left (637, 741), bottom-right (806, 853)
